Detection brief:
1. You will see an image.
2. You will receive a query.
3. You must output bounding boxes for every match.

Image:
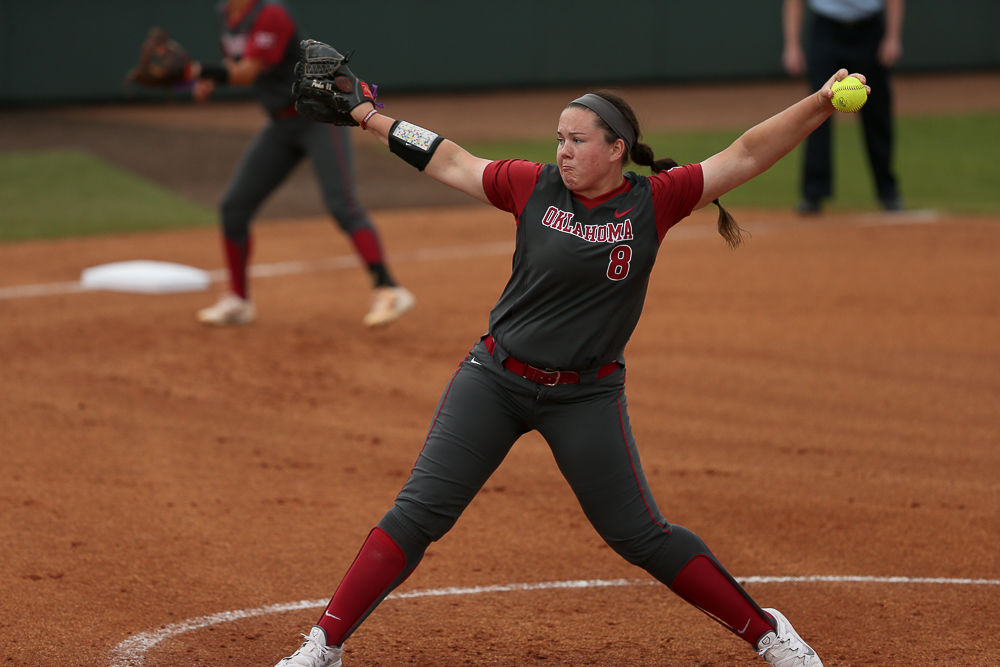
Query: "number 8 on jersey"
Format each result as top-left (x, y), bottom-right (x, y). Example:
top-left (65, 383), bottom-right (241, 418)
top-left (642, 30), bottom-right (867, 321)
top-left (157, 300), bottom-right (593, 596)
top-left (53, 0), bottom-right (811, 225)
top-left (607, 245), bottom-right (632, 281)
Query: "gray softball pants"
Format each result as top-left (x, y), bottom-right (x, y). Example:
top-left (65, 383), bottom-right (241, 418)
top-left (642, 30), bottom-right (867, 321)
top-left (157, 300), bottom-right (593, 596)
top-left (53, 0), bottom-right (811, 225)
top-left (220, 115), bottom-right (373, 242)
top-left (378, 336), bottom-right (709, 586)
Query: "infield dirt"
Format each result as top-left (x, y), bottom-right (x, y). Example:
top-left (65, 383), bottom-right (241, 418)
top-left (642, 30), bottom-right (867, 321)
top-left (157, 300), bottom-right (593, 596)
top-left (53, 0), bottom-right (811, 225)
top-left (1, 73), bottom-right (998, 666)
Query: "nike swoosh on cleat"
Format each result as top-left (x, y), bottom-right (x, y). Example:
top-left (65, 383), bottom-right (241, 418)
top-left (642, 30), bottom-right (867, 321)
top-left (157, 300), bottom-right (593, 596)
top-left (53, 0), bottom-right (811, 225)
top-left (614, 207), bottom-right (635, 218)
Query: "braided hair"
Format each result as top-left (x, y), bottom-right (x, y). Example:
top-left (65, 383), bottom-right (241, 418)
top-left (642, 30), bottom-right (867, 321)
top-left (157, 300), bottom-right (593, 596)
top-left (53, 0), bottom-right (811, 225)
top-left (577, 91), bottom-right (748, 249)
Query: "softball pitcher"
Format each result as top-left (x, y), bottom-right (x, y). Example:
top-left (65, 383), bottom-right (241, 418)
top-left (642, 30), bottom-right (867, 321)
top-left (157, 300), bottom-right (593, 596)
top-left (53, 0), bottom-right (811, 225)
top-left (272, 40), bottom-right (857, 667)
top-left (189, 0), bottom-right (413, 327)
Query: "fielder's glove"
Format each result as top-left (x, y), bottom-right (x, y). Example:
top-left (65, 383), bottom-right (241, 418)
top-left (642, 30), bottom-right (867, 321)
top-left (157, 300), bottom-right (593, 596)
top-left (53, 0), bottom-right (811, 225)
top-left (293, 39), bottom-right (378, 126)
top-left (125, 27), bottom-right (192, 87)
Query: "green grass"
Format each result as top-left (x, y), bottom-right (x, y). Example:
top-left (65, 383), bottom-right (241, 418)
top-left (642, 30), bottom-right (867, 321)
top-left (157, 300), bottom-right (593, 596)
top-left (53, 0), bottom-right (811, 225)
top-left (0, 150), bottom-right (214, 242)
top-left (466, 112), bottom-right (1000, 215)
top-left (1, 112), bottom-right (997, 243)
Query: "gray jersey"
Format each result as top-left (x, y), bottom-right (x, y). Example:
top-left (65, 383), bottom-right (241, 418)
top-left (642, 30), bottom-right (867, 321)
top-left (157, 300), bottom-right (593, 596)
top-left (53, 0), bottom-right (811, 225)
top-left (484, 160), bottom-right (703, 370)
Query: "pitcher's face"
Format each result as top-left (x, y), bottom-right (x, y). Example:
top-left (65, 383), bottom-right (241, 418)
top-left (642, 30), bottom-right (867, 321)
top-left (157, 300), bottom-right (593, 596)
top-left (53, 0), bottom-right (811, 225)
top-left (556, 107), bottom-right (623, 195)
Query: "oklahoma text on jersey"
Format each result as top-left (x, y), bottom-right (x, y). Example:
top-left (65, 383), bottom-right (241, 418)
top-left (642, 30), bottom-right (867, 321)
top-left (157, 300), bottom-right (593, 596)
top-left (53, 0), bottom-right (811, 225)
top-left (540, 206), bottom-right (634, 244)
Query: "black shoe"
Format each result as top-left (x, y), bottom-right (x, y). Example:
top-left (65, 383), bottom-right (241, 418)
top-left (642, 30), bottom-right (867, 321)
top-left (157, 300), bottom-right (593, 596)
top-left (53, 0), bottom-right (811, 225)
top-left (881, 195), bottom-right (905, 212)
top-left (797, 198), bottom-right (821, 215)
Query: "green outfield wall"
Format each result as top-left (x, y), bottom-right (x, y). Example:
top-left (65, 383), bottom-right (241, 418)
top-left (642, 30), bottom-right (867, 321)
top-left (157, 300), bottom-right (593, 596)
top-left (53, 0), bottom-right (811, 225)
top-left (1, 1), bottom-right (998, 104)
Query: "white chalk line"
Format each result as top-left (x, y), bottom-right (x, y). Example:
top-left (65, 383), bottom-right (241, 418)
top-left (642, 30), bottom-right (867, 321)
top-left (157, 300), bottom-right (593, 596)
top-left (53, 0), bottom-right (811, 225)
top-left (0, 280), bottom-right (88, 299)
top-left (0, 210), bottom-right (946, 302)
top-left (0, 241), bottom-right (516, 301)
top-left (108, 573), bottom-right (998, 666)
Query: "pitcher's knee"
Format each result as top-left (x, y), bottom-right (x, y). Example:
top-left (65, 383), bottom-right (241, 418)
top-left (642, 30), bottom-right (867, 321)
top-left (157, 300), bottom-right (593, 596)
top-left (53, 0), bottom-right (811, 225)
top-left (602, 524), bottom-right (710, 584)
top-left (603, 532), bottom-right (666, 568)
top-left (378, 500), bottom-right (456, 556)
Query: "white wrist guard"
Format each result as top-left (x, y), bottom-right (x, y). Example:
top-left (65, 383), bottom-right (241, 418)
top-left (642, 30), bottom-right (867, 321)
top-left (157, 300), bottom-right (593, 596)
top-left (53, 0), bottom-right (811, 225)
top-left (389, 120), bottom-right (444, 171)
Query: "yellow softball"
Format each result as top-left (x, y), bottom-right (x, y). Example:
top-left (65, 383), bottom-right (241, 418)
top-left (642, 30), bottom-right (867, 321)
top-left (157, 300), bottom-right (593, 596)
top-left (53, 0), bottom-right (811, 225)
top-left (831, 76), bottom-right (868, 113)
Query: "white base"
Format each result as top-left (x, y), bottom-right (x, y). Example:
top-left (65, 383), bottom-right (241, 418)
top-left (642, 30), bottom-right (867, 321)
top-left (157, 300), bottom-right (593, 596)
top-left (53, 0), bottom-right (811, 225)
top-left (80, 260), bottom-right (211, 294)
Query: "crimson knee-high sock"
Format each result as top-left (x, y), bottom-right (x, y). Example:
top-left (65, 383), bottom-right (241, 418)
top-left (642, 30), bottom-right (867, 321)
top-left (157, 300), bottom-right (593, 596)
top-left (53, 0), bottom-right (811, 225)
top-left (349, 229), bottom-right (394, 287)
top-left (223, 236), bottom-right (252, 299)
top-left (317, 527), bottom-right (407, 646)
top-left (349, 228), bottom-right (384, 265)
top-left (670, 554), bottom-right (776, 646)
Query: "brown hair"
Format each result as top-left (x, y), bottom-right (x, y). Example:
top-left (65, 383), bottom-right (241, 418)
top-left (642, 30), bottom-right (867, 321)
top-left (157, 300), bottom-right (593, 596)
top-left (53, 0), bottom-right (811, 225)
top-left (573, 91), bottom-right (748, 249)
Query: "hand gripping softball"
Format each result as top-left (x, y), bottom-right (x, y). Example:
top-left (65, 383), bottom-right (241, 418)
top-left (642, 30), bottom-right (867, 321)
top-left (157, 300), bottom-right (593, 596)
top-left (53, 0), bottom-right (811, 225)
top-left (293, 39), bottom-right (378, 126)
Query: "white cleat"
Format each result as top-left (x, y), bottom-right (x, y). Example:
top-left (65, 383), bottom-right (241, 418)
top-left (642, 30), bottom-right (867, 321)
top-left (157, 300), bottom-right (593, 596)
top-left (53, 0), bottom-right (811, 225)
top-left (363, 286), bottom-right (415, 327)
top-left (196, 293), bottom-right (256, 326)
top-left (275, 626), bottom-right (342, 667)
top-left (757, 608), bottom-right (823, 666)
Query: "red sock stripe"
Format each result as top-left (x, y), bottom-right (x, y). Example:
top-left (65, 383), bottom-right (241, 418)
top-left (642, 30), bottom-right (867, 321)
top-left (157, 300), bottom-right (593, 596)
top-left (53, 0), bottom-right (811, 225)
top-left (350, 228), bottom-right (385, 266)
top-left (670, 554), bottom-right (775, 646)
top-left (223, 237), bottom-right (251, 299)
top-left (318, 527), bottom-right (406, 646)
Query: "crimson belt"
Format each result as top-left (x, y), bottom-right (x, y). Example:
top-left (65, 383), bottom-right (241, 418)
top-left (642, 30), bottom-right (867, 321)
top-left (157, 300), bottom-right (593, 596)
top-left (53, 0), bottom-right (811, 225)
top-left (483, 334), bottom-right (620, 386)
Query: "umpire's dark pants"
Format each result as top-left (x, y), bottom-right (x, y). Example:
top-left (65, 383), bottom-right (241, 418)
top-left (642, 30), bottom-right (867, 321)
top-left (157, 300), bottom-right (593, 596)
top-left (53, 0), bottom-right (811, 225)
top-left (803, 11), bottom-right (900, 204)
top-left (378, 337), bottom-right (708, 588)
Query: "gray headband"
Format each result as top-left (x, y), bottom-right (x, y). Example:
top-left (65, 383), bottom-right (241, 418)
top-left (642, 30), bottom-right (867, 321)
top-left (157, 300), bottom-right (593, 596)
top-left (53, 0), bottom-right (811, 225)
top-left (570, 93), bottom-right (636, 153)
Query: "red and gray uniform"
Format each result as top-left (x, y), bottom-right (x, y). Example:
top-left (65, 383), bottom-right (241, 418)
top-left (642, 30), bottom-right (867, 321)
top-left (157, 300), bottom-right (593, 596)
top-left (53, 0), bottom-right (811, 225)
top-left (486, 160), bottom-right (700, 370)
top-left (218, 0), bottom-right (298, 113)
top-left (321, 159), bottom-right (765, 642)
top-left (217, 0), bottom-right (391, 297)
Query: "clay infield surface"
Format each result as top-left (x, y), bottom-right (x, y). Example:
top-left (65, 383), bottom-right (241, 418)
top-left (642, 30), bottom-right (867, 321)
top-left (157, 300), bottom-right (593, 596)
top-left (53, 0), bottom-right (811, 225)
top-left (1, 74), bottom-right (998, 665)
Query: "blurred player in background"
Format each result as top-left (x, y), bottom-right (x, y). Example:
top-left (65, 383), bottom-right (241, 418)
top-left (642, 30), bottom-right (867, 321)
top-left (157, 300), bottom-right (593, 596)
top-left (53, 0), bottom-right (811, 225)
top-left (783, 0), bottom-right (904, 214)
top-left (269, 39), bottom-right (859, 667)
top-left (190, 0), bottom-right (414, 326)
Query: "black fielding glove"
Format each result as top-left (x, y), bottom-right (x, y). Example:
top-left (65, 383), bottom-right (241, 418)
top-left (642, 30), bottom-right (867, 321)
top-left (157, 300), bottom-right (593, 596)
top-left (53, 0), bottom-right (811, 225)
top-left (293, 39), bottom-right (378, 126)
